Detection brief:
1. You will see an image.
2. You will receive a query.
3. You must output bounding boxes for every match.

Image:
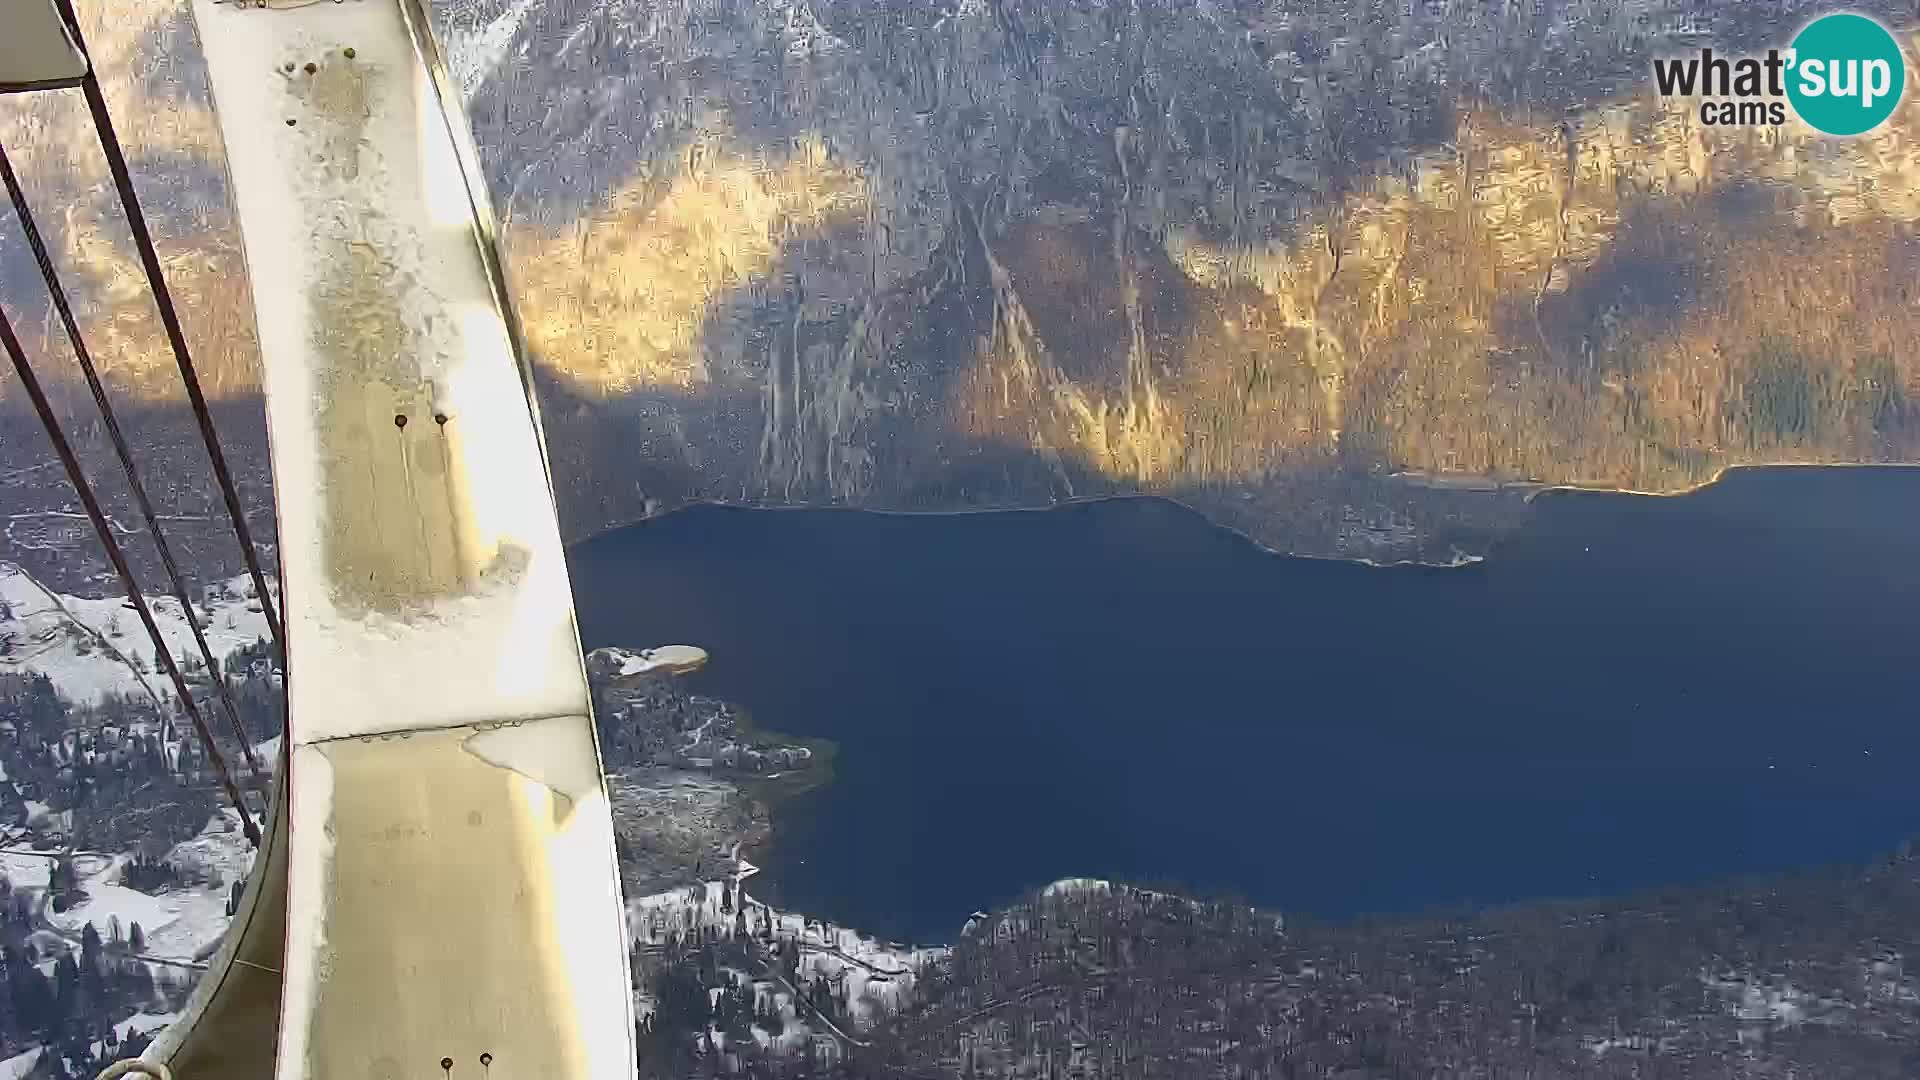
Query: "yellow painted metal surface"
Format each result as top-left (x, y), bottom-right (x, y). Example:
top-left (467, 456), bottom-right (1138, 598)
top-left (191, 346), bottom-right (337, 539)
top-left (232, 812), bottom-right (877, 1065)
top-left (191, 0), bottom-right (592, 738)
top-left (290, 722), bottom-right (630, 1080)
top-left (170, 1), bottom-right (636, 1077)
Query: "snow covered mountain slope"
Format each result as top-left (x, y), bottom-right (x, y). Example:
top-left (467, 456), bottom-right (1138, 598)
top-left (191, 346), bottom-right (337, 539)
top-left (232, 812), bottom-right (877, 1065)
top-left (0, 562), bottom-right (279, 706)
top-left (631, 877), bottom-right (944, 1040)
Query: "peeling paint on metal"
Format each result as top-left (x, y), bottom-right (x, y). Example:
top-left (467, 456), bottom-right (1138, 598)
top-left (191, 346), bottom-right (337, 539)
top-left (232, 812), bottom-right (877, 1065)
top-left (191, 0), bottom-right (594, 737)
top-left (186, 2), bottom-right (636, 1077)
top-left (302, 728), bottom-right (588, 1079)
top-left (276, 43), bottom-right (485, 613)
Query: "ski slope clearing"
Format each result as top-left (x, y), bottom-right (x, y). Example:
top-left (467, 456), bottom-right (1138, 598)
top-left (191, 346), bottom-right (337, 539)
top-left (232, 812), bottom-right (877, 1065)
top-left (39, 809), bottom-right (254, 966)
top-left (0, 562), bottom-right (279, 706)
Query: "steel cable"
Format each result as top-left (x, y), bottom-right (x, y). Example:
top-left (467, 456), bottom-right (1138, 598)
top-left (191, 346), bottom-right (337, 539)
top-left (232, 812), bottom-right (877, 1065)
top-left (50, 0), bottom-right (284, 652)
top-left (0, 142), bottom-right (267, 793)
top-left (0, 305), bottom-right (261, 848)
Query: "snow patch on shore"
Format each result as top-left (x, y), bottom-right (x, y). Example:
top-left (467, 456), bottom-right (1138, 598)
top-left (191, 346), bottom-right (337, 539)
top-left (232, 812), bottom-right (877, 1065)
top-left (591, 644), bottom-right (709, 678)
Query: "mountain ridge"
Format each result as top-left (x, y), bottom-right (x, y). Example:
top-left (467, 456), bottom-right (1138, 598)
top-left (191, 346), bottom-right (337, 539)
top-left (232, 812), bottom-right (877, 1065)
top-left (1, 0), bottom-right (1917, 584)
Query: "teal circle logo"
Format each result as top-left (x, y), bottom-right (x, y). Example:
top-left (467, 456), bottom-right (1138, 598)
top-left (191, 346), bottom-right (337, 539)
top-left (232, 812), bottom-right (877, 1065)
top-left (1787, 13), bottom-right (1906, 136)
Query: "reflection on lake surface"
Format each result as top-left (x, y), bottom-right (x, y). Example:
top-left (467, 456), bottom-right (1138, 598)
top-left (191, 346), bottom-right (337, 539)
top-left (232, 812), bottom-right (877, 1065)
top-left (571, 468), bottom-right (1920, 942)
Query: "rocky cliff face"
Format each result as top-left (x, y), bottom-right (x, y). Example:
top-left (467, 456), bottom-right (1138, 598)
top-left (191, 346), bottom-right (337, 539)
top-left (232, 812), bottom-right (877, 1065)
top-left (449, 0), bottom-right (1919, 560)
top-left (1, 0), bottom-right (1916, 585)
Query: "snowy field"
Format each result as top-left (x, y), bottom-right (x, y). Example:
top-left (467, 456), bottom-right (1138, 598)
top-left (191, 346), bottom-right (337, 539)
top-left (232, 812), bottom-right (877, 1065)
top-left (0, 562), bottom-right (279, 706)
top-left (31, 808), bottom-right (254, 966)
top-left (0, 1011), bottom-right (179, 1080)
top-left (0, 810), bottom-right (248, 1075)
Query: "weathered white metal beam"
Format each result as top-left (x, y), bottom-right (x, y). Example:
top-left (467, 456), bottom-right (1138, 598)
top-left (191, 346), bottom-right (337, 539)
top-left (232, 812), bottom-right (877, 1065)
top-left (166, 1), bottom-right (636, 1077)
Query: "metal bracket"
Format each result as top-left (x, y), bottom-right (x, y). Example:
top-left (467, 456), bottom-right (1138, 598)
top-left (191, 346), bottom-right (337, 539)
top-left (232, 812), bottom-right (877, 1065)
top-left (0, 0), bottom-right (88, 95)
top-left (211, 0), bottom-right (363, 9)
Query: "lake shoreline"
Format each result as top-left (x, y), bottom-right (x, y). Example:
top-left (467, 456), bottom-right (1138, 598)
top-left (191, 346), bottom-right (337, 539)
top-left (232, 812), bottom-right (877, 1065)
top-left (569, 465), bottom-right (1920, 941)
top-left (567, 461), bottom-right (1920, 574)
top-left (674, 695), bottom-right (840, 911)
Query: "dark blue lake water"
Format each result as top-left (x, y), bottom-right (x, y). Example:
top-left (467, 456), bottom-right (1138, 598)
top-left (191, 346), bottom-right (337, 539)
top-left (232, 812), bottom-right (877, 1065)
top-left (569, 467), bottom-right (1920, 943)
